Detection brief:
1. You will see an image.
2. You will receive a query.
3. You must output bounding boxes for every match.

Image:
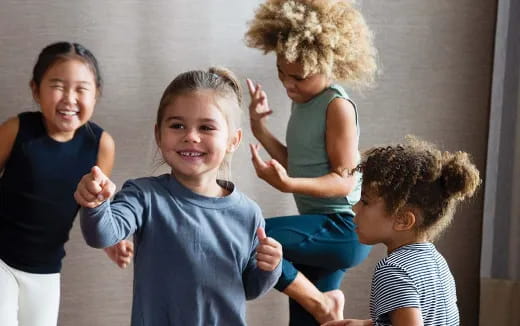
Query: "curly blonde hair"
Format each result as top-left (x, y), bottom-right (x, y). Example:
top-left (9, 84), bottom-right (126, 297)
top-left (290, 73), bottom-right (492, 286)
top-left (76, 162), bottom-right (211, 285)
top-left (245, 0), bottom-right (377, 88)
top-left (356, 137), bottom-right (481, 240)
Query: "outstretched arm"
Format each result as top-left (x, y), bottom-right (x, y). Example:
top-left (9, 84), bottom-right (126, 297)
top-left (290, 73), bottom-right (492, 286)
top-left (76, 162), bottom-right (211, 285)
top-left (94, 131), bottom-right (135, 268)
top-left (76, 167), bottom-right (142, 248)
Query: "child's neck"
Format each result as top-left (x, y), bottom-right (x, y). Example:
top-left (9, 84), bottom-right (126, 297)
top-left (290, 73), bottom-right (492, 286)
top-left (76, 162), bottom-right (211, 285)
top-left (386, 232), bottom-right (428, 255)
top-left (173, 172), bottom-right (229, 197)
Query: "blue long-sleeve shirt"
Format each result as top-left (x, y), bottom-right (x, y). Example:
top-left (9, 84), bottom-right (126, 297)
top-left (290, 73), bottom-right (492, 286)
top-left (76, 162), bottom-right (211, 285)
top-left (80, 174), bottom-right (281, 326)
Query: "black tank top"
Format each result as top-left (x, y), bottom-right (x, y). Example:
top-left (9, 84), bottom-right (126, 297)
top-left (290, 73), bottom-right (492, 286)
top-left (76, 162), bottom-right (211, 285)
top-left (0, 111), bottom-right (103, 273)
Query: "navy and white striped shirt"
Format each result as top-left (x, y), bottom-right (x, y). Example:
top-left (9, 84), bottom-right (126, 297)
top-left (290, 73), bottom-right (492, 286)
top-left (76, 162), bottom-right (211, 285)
top-left (369, 243), bottom-right (459, 325)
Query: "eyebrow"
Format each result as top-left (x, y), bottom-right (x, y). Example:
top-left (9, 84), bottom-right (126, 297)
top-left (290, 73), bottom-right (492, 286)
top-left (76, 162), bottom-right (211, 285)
top-left (165, 116), bottom-right (218, 123)
top-left (48, 78), bottom-right (93, 85)
top-left (276, 64), bottom-right (304, 79)
top-left (360, 191), bottom-right (372, 199)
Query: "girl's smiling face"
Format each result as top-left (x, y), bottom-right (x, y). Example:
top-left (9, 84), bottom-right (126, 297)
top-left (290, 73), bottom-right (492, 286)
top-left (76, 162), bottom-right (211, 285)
top-left (155, 90), bottom-right (241, 184)
top-left (32, 58), bottom-right (98, 141)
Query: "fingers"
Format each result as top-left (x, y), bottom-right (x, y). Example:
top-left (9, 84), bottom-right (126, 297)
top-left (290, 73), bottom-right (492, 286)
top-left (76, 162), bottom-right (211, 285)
top-left (256, 229), bottom-right (282, 272)
top-left (99, 181), bottom-right (116, 202)
top-left (91, 165), bottom-right (116, 200)
top-left (91, 165), bottom-right (105, 184)
top-left (118, 241), bottom-right (134, 269)
top-left (246, 78), bottom-right (256, 97)
top-left (75, 166), bottom-right (115, 208)
top-left (269, 159), bottom-right (285, 175)
top-left (105, 241), bottom-right (135, 269)
top-left (256, 227), bottom-right (266, 241)
top-left (74, 175), bottom-right (103, 208)
top-left (120, 240), bottom-right (135, 256)
top-left (250, 144), bottom-right (268, 169)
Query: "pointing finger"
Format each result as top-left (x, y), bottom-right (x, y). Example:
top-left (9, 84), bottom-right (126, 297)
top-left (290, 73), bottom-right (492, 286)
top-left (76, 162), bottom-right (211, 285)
top-left (91, 165), bottom-right (105, 184)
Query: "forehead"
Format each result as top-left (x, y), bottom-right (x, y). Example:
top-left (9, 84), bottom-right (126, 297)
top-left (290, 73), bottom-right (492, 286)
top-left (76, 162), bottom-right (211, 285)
top-left (276, 55), bottom-right (304, 74)
top-left (164, 91), bottom-right (227, 119)
top-left (361, 184), bottom-right (380, 199)
top-left (43, 58), bottom-right (96, 82)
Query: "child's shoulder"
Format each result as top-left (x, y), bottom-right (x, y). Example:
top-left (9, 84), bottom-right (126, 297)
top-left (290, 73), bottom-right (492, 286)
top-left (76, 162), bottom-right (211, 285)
top-left (375, 243), bottom-right (438, 273)
top-left (238, 191), bottom-right (263, 214)
top-left (226, 185), bottom-right (264, 221)
top-left (16, 111), bottom-right (41, 125)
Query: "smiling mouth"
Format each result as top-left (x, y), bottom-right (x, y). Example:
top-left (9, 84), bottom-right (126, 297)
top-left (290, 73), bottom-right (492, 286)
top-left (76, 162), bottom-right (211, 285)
top-left (58, 110), bottom-right (78, 116)
top-left (178, 151), bottom-right (205, 157)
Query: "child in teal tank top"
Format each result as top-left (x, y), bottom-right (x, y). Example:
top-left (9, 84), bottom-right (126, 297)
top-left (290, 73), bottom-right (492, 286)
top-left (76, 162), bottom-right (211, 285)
top-left (244, 1), bottom-right (378, 325)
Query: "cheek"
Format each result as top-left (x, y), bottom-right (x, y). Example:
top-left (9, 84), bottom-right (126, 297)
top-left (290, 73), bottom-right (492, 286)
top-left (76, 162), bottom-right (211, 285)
top-left (81, 95), bottom-right (97, 108)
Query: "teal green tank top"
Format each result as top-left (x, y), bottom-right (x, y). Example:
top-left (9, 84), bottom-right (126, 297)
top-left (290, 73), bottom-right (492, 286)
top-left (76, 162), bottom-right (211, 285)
top-left (285, 84), bottom-right (361, 215)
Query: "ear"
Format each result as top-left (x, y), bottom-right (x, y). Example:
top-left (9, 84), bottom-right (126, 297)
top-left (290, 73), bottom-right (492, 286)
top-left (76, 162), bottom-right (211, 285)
top-left (154, 124), bottom-right (161, 146)
top-left (393, 210), bottom-right (416, 231)
top-left (227, 128), bottom-right (242, 153)
top-left (30, 81), bottom-right (39, 103)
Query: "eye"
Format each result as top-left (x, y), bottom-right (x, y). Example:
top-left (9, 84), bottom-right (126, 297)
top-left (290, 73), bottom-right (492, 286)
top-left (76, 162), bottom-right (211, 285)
top-left (169, 123), bottom-right (184, 129)
top-left (77, 87), bottom-right (90, 93)
top-left (200, 125), bottom-right (216, 131)
top-left (51, 84), bottom-right (65, 90)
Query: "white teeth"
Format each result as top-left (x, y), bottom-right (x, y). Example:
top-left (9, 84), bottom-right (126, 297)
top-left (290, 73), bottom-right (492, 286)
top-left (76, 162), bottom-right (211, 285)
top-left (59, 110), bottom-right (78, 116)
top-left (180, 152), bottom-right (203, 157)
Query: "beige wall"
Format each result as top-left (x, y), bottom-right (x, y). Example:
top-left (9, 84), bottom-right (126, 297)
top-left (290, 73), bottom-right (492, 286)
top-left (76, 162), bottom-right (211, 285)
top-left (0, 1), bottom-right (496, 325)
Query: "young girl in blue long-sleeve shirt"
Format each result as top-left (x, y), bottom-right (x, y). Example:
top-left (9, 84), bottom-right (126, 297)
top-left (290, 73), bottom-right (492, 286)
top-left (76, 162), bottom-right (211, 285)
top-left (75, 67), bottom-right (282, 326)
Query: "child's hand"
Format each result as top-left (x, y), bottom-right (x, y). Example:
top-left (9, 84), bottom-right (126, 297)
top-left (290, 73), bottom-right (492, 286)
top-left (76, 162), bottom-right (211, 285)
top-left (250, 143), bottom-right (293, 192)
top-left (255, 227), bottom-right (282, 271)
top-left (74, 165), bottom-right (116, 208)
top-left (104, 240), bottom-right (134, 269)
top-left (246, 79), bottom-right (273, 124)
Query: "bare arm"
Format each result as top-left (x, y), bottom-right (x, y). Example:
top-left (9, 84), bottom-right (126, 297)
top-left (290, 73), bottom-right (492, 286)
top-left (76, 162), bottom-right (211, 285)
top-left (287, 98), bottom-right (359, 197)
top-left (389, 307), bottom-right (424, 326)
top-left (247, 79), bottom-right (288, 167)
top-left (251, 98), bottom-right (359, 197)
top-left (0, 117), bottom-right (19, 173)
top-left (96, 131), bottom-right (115, 176)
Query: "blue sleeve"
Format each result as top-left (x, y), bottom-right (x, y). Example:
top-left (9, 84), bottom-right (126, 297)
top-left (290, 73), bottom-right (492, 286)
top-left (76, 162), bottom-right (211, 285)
top-left (371, 263), bottom-right (420, 322)
top-left (242, 209), bottom-right (282, 300)
top-left (80, 180), bottom-right (145, 248)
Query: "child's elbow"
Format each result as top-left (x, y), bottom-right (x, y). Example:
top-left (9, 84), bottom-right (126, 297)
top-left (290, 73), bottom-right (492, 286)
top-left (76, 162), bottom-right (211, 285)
top-left (81, 232), bottom-right (111, 249)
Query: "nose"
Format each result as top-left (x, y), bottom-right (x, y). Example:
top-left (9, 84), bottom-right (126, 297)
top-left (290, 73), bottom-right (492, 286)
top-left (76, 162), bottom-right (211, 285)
top-left (63, 89), bottom-right (77, 105)
top-left (279, 75), bottom-right (295, 90)
top-left (282, 78), bottom-right (295, 91)
top-left (183, 128), bottom-right (201, 143)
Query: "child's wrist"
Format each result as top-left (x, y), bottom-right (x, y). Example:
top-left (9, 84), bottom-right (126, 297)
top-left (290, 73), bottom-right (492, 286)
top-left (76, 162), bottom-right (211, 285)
top-left (250, 119), bottom-right (267, 136)
top-left (283, 177), bottom-right (296, 193)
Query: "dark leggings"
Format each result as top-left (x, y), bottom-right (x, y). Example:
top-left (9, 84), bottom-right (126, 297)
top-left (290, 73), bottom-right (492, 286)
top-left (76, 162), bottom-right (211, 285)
top-left (265, 213), bottom-right (371, 326)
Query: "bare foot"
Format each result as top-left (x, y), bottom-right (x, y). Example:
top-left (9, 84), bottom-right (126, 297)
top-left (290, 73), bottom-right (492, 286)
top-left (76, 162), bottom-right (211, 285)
top-left (315, 289), bottom-right (345, 323)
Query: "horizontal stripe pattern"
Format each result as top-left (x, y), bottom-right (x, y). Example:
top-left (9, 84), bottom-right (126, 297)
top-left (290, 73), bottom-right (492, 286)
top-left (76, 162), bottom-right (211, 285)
top-left (370, 243), bottom-right (459, 325)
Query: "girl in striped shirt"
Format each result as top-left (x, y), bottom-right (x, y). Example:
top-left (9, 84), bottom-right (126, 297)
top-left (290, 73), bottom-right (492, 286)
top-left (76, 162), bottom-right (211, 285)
top-left (323, 137), bottom-right (480, 326)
